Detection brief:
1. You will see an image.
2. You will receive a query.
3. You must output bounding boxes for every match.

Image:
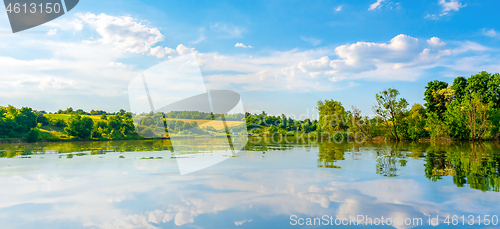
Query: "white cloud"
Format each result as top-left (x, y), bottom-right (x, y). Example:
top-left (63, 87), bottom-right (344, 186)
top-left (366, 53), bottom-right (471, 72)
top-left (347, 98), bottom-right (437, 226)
top-left (329, 76), bottom-right (346, 82)
top-left (235, 43), bottom-right (252, 48)
top-left (197, 34), bottom-right (497, 92)
top-left (301, 36), bottom-right (321, 46)
top-left (77, 13), bottom-right (180, 58)
top-left (427, 37), bottom-right (445, 47)
top-left (335, 5), bottom-right (343, 12)
top-left (176, 44), bottom-right (195, 55)
top-left (439, 0), bottom-right (466, 12)
top-left (0, 9), bottom-right (497, 110)
top-left (483, 28), bottom-right (498, 37)
top-left (47, 29), bottom-right (57, 35)
top-left (149, 46), bottom-right (176, 58)
top-left (108, 62), bottom-right (125, 68)
top-left (427, 0), bottom-right (466, 19)
top-left (368, 0), bottom-right (385, 10)
top-left (234, 219), bottom-right (252, 226)
top-left (77, 13), bottom-right (164, 54)
top-left (211, 22), bottom-right (246, 38)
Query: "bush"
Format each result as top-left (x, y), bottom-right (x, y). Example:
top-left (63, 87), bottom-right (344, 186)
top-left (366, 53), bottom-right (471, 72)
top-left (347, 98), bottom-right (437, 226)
top-left (51, 118), bottom-right (66, 128)
top-left (26, 128), bottom-right (40, 142)
top-left (65, 114), bottom-right (94, 139)
top-left (140, 127), bottom-right (154, 137)
top-left (37, 113), bottom-right (50, 126)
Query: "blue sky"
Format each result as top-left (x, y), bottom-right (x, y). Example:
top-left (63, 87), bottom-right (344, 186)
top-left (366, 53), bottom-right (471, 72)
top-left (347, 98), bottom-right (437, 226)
top-left (0, 0), bottom-right (499, 118)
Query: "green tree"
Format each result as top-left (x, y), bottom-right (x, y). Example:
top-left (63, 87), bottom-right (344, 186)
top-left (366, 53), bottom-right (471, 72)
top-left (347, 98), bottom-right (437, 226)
top-left (451, 76), bottom-right (467, 103)
top-left (36, 112), bottom-right (50, 126)
top-left (267, 125), bottom-right (278, 135)
top-left (424, 80), bottom-right (448, 115)
top-left (347, 106), bottom-right (368, 139)
top-left (426, 112), bottom-right (449, 140)
top-left (65, 114), bottom-right (94, 138)
top-left (317, 99), bottom-right (346, 133)
top-left (460, 92), bottom-right (493, 140)
top-left (373, 88), bottom-right (408, 141)
top-left (406, 103), bottom-right (428, 140)
top-left (443, 100), bottom-right (469, 140)
top-left (433, 86), bottom-right (455, 112)
top-left (26, 128), bottom-right (40, 142)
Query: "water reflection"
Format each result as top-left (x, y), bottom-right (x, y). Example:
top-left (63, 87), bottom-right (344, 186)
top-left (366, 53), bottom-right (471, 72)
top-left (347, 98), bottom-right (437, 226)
top-left (424, 142), bottom-right (500, 192)
top-left (317, 142), bottom-right (345, 168)
top-left (0, 139), bottom-right (499, 228)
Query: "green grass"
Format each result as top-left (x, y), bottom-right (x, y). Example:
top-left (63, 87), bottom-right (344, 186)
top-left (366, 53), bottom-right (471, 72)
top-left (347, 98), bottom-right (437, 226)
top-left (40, 125), bottom-right (65, 132)
top-left (39, 125), bottom-right (72, 140)
top-left (46, 114), bottom-right (109, 121)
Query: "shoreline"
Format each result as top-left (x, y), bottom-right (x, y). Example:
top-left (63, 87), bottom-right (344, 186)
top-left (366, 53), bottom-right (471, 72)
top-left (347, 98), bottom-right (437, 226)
top-left (2, 134), bottom-right (498, 145)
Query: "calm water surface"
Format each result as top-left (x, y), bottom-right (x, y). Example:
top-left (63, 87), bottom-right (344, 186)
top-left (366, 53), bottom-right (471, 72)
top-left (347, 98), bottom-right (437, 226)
top-left (0, 138), bottom-right (499, 228)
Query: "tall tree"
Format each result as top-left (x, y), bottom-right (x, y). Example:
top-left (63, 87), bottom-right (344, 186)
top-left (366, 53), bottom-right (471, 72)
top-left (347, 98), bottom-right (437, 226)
top-left (460, 92), bottom-right (492, 140)
top-left (432, 86), bottom-right (455, 114)
top-left (487, 73), bottom-right (500, 108)
top-left (317, 99), bottom-right (346, 133)
top-left (373, 88), bottom-right (408, 141)
top-left (424, 80), bottom-right (448, 115)
top-left (347, 106), bottom-right (368, 138)
top-left (451, 76), bottom-right (468, 103)
top-left (406, 103), bottom-right (428, 140)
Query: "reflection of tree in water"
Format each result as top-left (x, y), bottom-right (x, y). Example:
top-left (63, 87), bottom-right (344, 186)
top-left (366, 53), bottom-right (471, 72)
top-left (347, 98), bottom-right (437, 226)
top-left (425, 142), bottom-right (500, 192)
top-left (244, 136), bottom-right (307, 152)
top-left (0, 139), bottom-right (176, 158)
top-left (375, 145), bottom-right (408, 177)
top-left (317, 142), bottom-right (345, 168)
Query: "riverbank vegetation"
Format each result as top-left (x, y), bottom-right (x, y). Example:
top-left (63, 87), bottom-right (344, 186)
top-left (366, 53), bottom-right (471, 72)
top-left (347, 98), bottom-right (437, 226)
top-left (1, 71), bottom-right (499, 142)
top-left (246, 71), bottom-right (499, 142)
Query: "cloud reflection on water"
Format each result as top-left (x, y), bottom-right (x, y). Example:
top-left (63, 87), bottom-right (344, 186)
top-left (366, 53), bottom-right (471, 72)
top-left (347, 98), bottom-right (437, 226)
top-left (0, 142), bottom-right (499, 228)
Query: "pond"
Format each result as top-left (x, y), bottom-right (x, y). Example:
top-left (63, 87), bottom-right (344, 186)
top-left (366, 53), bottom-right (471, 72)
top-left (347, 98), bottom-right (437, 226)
top-left (0, 138), bottom-right (499, 228)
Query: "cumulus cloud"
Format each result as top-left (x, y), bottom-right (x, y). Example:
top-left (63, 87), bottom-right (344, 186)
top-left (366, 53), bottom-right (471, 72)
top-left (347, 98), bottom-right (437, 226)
top-left (235, 43), bottom-right (253, 48)
top-left (149, 46), bottom-right (176, 58)
top-left (78, 13), bottom-right (164, 54)
top-left (0, 9), bottom-right (497, 110)
top-left (427, 37), bottom-right (445, 47)
top-left (368, 0), bottom-right (385, 10)
top-left (197, 33), bottom-right (497, 92)
top-left (335, 5), bottom-right (343, 12)
top-left (176, 44), bottom-right (195, 55)
top-left (76, 13), bottom-right (183, 58)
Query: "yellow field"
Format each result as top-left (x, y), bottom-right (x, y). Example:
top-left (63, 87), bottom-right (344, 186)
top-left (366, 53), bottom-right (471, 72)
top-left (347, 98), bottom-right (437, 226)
top-left (47, 114), bottom-right (244, 131)
top-left (165, 118), bottom-right (244, 130)
top-left (46, 114), bottom-right (107, 121)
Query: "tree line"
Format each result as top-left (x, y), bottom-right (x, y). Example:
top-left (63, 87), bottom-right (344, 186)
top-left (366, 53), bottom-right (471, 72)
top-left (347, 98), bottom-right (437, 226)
top-left (246, 71), bottom-right (500, 141)
top-left (370, 71), bottom-right (500, 141)
top-left (0, 107), bottom-right (139, 142)
top-left (1, 71), bottom-right (499, 142)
